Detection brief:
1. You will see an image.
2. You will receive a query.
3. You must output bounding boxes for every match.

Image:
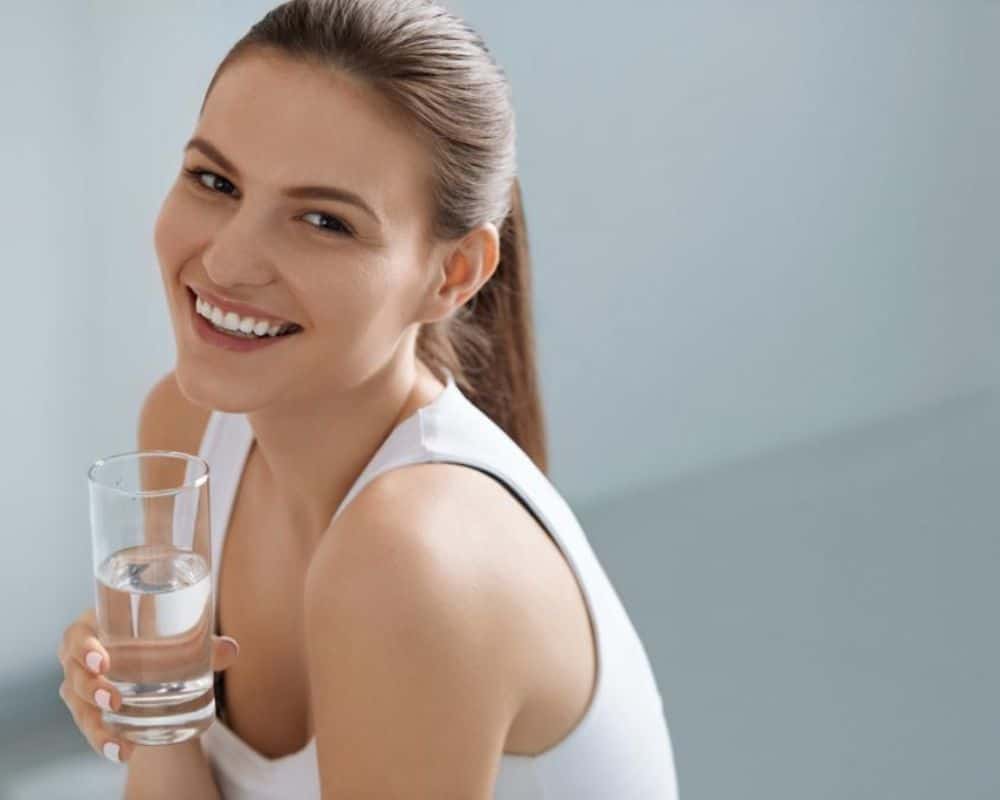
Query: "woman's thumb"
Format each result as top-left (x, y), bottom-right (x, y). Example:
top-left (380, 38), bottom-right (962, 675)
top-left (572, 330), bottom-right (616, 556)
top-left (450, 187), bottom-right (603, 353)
top-left (212, 635), bottom-right (240, 672)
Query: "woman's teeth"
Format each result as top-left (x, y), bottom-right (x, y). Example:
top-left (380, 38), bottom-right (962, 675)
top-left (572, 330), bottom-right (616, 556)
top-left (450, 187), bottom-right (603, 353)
top-left (195, 295), bottom-right (300, 338)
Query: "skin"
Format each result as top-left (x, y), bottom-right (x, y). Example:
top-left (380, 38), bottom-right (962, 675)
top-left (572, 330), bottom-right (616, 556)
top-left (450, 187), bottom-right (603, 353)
top-left (156, 50), bottom-right (499, 541)
top-left (59, 49), bottom-right (597, 794)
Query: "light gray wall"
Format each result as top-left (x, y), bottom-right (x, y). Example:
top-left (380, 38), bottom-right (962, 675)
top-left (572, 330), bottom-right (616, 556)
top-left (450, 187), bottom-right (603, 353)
top-left (450, 0), bottom-right (1000, 507)
top-left (1, 2), bottom-right (997, 797)
top-left (0, 0), bottom-right (100, 687)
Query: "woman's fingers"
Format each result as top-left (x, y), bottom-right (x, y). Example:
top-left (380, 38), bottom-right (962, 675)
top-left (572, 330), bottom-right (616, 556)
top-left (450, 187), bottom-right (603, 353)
top-left (67, 658), bottom-right (122, 712)
top-left (211, 635), bottom-right (240, 672)
top-left (58, 619), bottom-right (109, 677)
top-left (58, 679), bottom-right (134, 763)
top-left (57, 609), bottom-right (133, 763)
top-left (58, 609), bottom-right (235, 764)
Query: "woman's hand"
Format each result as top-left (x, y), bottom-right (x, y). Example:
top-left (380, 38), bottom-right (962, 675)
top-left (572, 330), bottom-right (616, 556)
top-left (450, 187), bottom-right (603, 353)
top-left (57, 607), bottom-right (240, 763)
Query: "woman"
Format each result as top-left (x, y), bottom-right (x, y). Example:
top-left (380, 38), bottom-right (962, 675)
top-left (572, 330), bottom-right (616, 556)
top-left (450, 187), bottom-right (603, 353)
top-left (57, 1), bottom-right (679, 797)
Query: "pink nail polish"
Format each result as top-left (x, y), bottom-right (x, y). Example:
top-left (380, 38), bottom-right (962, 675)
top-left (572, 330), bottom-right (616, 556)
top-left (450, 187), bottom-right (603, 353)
top-left (103, 741), bottom-right (120, 763)
top-left (95, 689), bottom-right (112, 711)
top-left (85, 651), bottom-right (103, 674)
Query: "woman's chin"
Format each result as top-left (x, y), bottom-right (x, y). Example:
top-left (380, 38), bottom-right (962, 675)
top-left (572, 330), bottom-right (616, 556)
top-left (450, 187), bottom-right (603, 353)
top-left (172, 360), bottom-right (265, 415)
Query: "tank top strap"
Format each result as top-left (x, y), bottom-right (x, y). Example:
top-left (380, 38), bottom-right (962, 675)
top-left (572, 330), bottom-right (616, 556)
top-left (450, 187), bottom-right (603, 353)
top-left (326, 376), bottom-right (450, 526)
top-left (196, 409), bottom-right (254, 631)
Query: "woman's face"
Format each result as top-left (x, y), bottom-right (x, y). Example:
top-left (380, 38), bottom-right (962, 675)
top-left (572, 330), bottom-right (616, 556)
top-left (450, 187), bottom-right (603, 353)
top-left (154, 51), bottom-right (443, 410)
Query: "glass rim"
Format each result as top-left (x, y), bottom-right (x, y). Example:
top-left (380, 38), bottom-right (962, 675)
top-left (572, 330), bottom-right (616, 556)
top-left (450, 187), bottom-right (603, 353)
top-left (88, 449), bottom-right (209, 498)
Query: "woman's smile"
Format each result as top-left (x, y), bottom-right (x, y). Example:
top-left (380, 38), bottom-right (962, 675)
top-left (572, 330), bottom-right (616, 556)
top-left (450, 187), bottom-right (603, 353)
top-left (185, 286), bottom-right (303, 353)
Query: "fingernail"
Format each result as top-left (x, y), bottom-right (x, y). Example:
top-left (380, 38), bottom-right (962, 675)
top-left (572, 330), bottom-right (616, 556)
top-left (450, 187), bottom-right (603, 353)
top-left (220, 635), bottom-right (240, 657)
top-left (94, 689), bottom-right (112, 711)
top-left (103, 741), bottom-right (120, 763)
top-left (85, 651), bottom-right (103, 674)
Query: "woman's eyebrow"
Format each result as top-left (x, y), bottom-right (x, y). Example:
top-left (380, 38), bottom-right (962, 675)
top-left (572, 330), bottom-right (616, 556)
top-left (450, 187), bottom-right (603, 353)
top-left (184, 137), bottom-right (382, 225)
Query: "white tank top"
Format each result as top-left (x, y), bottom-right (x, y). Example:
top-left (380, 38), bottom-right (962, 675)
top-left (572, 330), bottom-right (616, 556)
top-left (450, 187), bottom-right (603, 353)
top-left (194, 369), bottom-right (679, 799)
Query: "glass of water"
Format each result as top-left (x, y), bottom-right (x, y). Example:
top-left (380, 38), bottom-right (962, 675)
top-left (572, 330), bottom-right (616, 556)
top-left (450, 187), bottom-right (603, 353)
top-left (87, 450), bottom-right (214, 746)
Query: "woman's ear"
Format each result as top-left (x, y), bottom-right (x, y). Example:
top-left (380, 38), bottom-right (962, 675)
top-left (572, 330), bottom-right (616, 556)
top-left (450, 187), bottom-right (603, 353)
top-left (421, 223), bottom-right (500, 323)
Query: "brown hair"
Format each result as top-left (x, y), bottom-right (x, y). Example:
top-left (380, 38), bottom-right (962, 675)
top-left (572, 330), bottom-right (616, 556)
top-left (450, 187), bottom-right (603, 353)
top-left (198, 0), bottom-right (548, 472)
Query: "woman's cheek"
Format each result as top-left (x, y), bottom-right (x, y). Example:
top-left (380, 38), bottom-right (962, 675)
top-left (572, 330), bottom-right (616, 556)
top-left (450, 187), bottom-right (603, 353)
top-left (323, 281), bottom-right (378, 334)
top-left (328, 271), bottom-right (399, 351)
top-left (154, 189), bottom-right (194, 267)
top-left (154, 187), bottom-right (217, 267)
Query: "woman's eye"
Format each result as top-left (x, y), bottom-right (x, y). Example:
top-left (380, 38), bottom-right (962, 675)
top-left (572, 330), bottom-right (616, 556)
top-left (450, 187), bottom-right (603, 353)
top-left (182, 167), bottom-right (352, 237)
top-left (301, 212), bottom-right (352, 237)
top-left (184, 167), bottom-right (235, 196)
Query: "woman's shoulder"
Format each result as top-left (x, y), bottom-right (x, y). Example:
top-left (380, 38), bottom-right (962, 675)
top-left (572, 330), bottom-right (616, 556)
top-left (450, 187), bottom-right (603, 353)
top-left (301, 460), bottom-right (528, 786)
top-left (307, 459), bottom-right (544, 662)
top-left (305, 458), bottom-right (600, 758)
top-left (303, 459), bottom-right (530, 702)
top-left (316, 461), bottom-right (523, 584)
top-left (310, 457), bottom-right (580, 651)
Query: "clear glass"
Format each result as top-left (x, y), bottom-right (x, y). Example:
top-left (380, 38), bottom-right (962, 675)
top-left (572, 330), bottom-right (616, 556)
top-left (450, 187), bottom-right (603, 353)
top-left (87, 450), bottom-right (214, 746)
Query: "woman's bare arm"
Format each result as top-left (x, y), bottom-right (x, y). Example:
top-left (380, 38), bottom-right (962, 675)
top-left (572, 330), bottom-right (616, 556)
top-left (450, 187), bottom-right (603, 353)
top-left (124, 738), bottom-right (221, 800)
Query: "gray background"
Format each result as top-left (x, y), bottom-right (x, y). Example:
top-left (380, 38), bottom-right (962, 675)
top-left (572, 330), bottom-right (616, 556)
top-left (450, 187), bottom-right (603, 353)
top-left (1, 1), bottom-right (997, 797)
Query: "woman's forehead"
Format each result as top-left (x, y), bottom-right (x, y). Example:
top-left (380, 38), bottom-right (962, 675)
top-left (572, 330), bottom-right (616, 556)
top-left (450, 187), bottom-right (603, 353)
top-left (197, 54), bottom-right (434, 221)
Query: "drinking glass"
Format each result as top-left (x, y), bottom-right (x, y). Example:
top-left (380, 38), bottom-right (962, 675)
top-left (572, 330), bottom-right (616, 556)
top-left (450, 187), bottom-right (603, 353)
top-left (87, 450), bottom-right (214, 746)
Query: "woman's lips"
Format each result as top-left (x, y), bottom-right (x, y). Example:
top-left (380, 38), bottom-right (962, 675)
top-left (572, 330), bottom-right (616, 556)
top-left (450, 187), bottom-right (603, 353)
top-left (186, 284), bottom-right (301, 328)
top-left (187, 287), bottom-right (302, 353)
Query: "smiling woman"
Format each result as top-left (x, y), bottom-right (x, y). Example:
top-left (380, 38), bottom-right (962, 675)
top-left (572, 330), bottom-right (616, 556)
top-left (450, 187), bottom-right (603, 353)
top-left (108, 0), bottom-right (681, 798)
